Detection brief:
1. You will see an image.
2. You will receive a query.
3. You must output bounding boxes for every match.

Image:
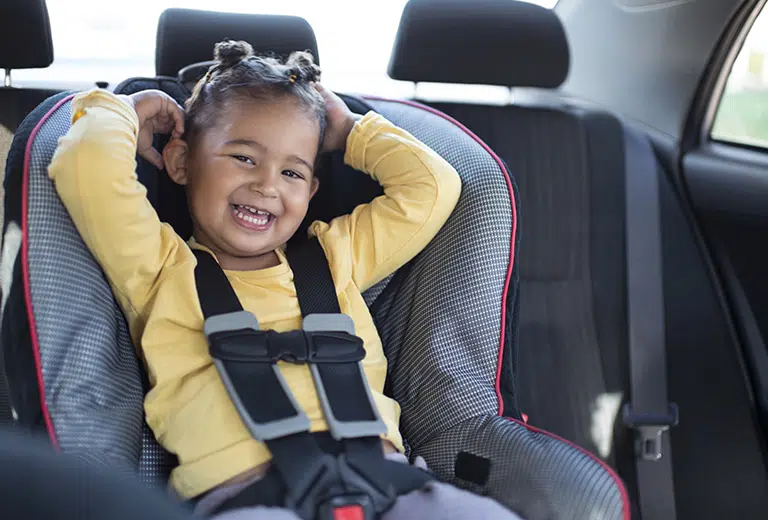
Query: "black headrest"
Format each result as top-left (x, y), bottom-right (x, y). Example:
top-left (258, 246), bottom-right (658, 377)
top-left (0, 0), bottom-right (54, 70)
top-left (155, 8), bottom-right (319, 77)
top-left (388, 0), bottom-right (569, 88)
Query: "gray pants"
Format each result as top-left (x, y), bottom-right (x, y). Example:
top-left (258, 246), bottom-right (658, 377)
top-left (195, 453), bottom-right (523, 520)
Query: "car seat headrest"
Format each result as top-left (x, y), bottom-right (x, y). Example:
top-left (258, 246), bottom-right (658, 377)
top-left (388, 0), bottom-right (569, 89)
top-left (155, 8), bottom-right (319, 78)
top-left (0, 0), bottom-right (54, 70)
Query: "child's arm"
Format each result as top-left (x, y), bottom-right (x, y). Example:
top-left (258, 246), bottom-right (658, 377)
top-left (311, 85), bottom-right (462, 292)
top-left (48, 89), bottom-right (187, 322)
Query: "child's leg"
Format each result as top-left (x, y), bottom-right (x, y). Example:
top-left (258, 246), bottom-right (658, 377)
top-left (210, 507), bottom-right (300, 520)
top-left (206, 486), bottom-right (522, 520)
top-left (195, 476), bottom-right (301, 520)
top-left (383, 480), bottom-right (524, 520)
top-left (199, 454), bottom-right (523, 520)
top-left (382, 453), bottom-right (524, 520)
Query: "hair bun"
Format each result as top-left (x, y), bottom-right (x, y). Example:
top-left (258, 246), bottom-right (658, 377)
top-left (214, 40), bottom-right (254, 69)
top-left (286, 51), bottom-right (321, 83)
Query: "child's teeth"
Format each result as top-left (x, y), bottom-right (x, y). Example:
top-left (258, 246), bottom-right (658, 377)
top-left (238, 205), bottom-right (271, 217)
top-left (234, 206), bottom-right (270, 226)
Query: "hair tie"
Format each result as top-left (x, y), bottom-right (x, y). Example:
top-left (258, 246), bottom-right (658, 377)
top-left (289, 74), bottom-right (297, 84)
top-left (204, 70), bottom-right (213, 83)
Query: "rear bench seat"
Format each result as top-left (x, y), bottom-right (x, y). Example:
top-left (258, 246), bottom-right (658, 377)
top-left (388, 0), bottom-right (768, 518)
top-left (0, 0), bottom-right (59, 425)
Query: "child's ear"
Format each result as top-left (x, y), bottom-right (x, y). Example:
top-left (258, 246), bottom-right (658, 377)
top-left (310, 177), bottom-right (320, 199)
top-left (163, 138), bottom-right (189, 185)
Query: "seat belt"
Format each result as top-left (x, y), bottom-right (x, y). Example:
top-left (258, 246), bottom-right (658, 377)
top-left (0, 349), bottom-right (12, 425)
top-left (191, 240), bottom-right (431, 520)
top-left (0, 320), bottom-right (13, 425)
top-left (621, 125), bottom-right (679, 520)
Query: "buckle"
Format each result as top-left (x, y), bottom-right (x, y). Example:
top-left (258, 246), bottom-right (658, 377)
top-left (206, 312), bottom-right (365, 365)
top-left (287, 453), bottom-right (394, 520)
top-left (622, 403), bottom-right (679, 461)
top-left (304, 314), bottom-right (387, 441)
top-left (203, 311), bottom-right (385, 442)
top-left (204, 311), bottom-right (311, 441)
top-left (318, 496), bottom-right (374, 520)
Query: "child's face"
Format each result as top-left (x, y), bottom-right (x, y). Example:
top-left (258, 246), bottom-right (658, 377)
top-left (169, 97), bottom-right (320, 267)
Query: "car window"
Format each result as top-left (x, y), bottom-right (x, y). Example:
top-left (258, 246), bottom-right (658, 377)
top-left (711, 4), bottom-right (768, 149)
top-left (12, 0), bottom-right (558, 99)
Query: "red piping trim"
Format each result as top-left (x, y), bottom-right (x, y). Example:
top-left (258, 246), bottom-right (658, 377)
top-left (21, 93), bottom-right (76, 450)
top-left (364, 96), bottom-right (630, 519)
top-left (506, 417), bottom-right (632, 520)
top-left (18, 92), bottom-right (630, 517)
top-left (364, 96), bottom-right (515, 415)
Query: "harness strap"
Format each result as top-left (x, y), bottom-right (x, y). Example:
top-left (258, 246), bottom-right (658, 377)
top-left (194, 249), bottom-right (331, 509)
top-left (191, 241), bottom-right (432, 520)
top-left (287, 240), bottom-right (386, 443)
top-left (217, 434), bottom-right (433, 512)
top-left (286, 237), bottom-right (341, 316)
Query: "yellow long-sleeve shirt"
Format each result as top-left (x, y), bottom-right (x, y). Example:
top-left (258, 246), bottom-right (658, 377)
top-left (48, 89), bottom-right (461, 499)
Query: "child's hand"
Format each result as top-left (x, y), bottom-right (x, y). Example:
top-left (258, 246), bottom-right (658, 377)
top-left (314, 83), bottom-right (362, 153)
top-left (119, 90), bottom-right (185, 170)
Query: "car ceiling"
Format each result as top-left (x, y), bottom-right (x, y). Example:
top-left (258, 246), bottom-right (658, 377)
top-left (556, 0), bottom-right (754, 139)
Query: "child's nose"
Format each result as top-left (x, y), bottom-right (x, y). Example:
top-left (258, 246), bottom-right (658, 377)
top-left (248, 171), bottom-right (279, 197)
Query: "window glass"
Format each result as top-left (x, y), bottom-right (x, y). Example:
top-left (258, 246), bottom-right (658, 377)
top-left (711, 5), bottom-right (768, 148)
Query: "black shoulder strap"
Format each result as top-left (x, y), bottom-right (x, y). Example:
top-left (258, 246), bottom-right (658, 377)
top-left (192, 239), bottom-right (338, 318)
top-left (284, 238), bottom-right (340, 316)
top-left (192, 247), bottom-right (243, 317)
top-left (192, 245), bottom-right (335, 516)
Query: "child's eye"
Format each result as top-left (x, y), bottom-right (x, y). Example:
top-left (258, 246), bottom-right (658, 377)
top-left (282, 169), bottom-right (304, 180)
top-left (231, 155), bottom-right (254, 165)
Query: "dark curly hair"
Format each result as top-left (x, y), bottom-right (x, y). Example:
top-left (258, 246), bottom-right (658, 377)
top-left (184, 39), bottom-right (327, 150)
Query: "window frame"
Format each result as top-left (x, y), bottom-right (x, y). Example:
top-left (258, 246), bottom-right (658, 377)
top-left (703, 0), bottom-right (768, 151)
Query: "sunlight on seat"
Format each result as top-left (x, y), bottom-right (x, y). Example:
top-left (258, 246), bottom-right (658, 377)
top-left (0, 221), bottom-right (20, 314)
top-left (590, 392), bottom-right (623, 459)
top-left (0, 123), bottom-right (11, 231)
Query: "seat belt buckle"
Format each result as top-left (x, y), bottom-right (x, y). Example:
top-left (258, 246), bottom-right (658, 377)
top-left (317, 495), bottom-right (375, 520)
top-left (303, 314), bottom-right (387, 441)
top-left (287, 454), bottom-right (387, 520)
top-left (622, 403), bottom-right (679, 461)
top-left (203, 310), bottom-right (312, 441)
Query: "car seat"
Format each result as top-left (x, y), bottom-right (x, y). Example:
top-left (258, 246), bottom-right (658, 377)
top-left (0, 8), bottom-right (630, 520)
top-left (0, 0), bottom-right (60, 246)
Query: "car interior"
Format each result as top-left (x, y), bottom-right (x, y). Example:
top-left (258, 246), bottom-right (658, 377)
top-left (3, 0), bottom-right (768, 519)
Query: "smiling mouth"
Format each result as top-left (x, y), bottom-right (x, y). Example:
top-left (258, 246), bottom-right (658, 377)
top-left (231, 204), bottom-right (275, 229)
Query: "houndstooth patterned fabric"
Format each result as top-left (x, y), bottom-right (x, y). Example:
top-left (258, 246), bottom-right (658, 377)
top-left (19, 94), bottom-right (626, 519)
top-left (418, 415), bottom-right (626, 520)
top-left (367, 99), bottom-right (511, 445)
top-left (367, 99), bottom-right (626, 519)
top-left (25, 98), bottom-right (173, 481)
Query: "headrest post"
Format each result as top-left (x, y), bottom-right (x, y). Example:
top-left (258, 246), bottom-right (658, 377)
top-left (3, 69), bottom-right (11, 88)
